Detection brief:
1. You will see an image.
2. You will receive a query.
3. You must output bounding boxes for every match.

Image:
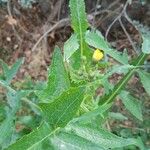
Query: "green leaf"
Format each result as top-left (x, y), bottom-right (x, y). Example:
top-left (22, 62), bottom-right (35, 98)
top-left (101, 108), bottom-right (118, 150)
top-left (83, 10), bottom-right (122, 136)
top-left (69, 0), bottom-right (92, 70)
top-left (69, 50), bottom-right (82, 70)
top-left (0, 80), bottom-right (15, 93)
top-left (0, 85), bottom-right (31, 149)
top-left (120, 91), bottom-right (143, 121)
top-left (0, 113), bottom-right (14, 149)
top-left (101, 78), bottom-right (113, 94)
top-left (8, 87), bottom-right (84, 150)
top-left (51, 131), bottom-right (104, 150)
top-left (62, 123), bottom-right (140, 149)
top-left (64, 34), bottom-right (79, 61)
top-left (101, 64), bottom-right (135, 94)
top-left (0, 58), bottom-right (24, 84)
top-left (7, 90), bottom-right (31, 113)
top-left (0, 59), bottom-right (9, 78)
top-left (36, 46), bottom-right (70, 102)
top-left (136, 137), bottom-right (147, 150)
top-left (7, 58), bottom-right (24, 83)
top-left (142, 35), bottom-right (150, 54)
top-left (6, 123), bottom-right (55, 150)
top-left (0, 105), bottom-right (5, 122)
top-left (109, 112), bottom-right (128, 121)
top-left (69, 0), bottom-right (89, 57)
top-left (85, 31), bottom-right (128, 64)
top-left (73, 103), bottom-right (112, 123)
top-left (39, 87), bottom-right (85, 128)
top-left (69, 0), bottom-right (88, 33)
top-left (138, 70), bottom-right (150, 96)
top-left (99, 52), bottom-right (148, 105)
top-left (85, 30), bottom-right (109, 51)
top-left (0, 89), bottom-right (31, 149)
top-left (105, 64), bottom-right (133, 78)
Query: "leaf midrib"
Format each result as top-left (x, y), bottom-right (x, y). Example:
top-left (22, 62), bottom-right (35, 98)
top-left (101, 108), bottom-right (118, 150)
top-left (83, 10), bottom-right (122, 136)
top-left (77, 0), bottom-right (84, 56)
top-left (28, 128), bottom-right (59, 150)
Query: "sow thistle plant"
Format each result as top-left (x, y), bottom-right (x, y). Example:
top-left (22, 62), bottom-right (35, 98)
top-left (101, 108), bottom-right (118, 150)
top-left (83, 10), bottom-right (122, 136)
top-left (0, 0), bottom-right (150, 149)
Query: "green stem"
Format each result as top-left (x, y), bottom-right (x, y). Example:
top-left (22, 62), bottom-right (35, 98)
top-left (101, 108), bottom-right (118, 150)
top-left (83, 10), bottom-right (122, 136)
top-left (98, 53), bottom-right (148, 105)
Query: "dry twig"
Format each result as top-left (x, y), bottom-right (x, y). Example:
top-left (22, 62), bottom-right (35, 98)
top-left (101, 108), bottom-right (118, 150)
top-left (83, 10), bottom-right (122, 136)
top-left (105, 0), bottom-right (138, 53)
top-left (7, 0), bottom-right (22, 41)
top-left (32, 18), bottom-right (70, 51)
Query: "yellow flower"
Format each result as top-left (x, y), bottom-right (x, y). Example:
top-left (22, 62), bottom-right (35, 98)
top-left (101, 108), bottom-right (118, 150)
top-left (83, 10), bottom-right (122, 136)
top-left (92, 49), bottom-right (104, 61)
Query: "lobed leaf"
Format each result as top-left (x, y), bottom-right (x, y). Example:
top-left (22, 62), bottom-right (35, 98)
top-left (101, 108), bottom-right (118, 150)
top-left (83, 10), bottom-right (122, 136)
top-left (51, 131), bottom-right (104, 150)
top-left (138, 70), bottom-right (150, 96)
top-left (36, 46), bottom-right (70, 102)
top-left (69, 0), bottom-right (88, 34)
top-left (0, 58), bottom-right (24, 84)
top-left (120, 91), bottom-right (143, 121)
top-left (59, 123), bottom-right (141, 149)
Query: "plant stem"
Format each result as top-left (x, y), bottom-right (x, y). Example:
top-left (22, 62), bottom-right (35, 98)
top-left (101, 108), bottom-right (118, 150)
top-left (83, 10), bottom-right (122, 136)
top-left (98, 53), bottom-right (148, 105)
